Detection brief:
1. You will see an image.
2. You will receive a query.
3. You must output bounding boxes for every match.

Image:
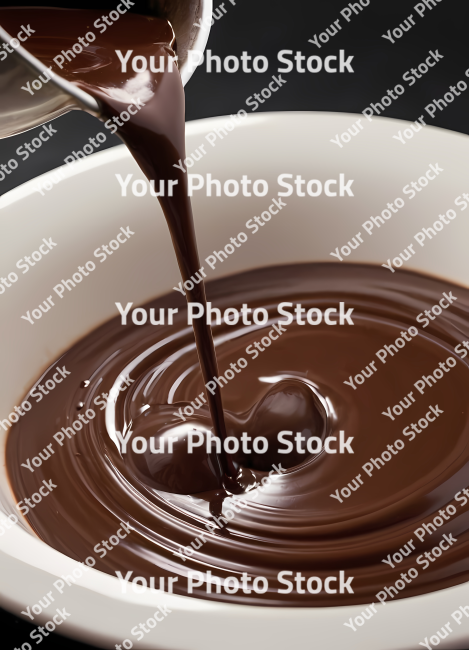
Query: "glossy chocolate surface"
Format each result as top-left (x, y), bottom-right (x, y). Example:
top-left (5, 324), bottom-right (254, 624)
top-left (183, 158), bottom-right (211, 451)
top-left (3, 8), bottom-right (469, 607)
top-left (6, 263), bottom-right (469, 605)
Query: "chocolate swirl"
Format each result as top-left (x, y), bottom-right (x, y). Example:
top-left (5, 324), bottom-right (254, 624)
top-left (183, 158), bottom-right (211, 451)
top-left (6, 264), bottom-right (469, 606)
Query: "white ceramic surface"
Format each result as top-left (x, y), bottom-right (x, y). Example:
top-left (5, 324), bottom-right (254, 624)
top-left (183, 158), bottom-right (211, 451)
top-left (0, 113), bottom-right (468, 649)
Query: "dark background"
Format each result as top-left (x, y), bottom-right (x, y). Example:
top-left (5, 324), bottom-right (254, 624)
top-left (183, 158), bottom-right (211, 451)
top-left (1, 0), bottom-right (469, 647)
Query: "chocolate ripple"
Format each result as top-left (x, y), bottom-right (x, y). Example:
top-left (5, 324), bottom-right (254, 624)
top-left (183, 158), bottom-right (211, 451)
top-left (6, 263), bottom-right (469, 606)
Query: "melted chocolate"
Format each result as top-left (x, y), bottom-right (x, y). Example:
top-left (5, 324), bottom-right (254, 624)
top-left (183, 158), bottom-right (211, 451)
top-left (3, 8), bottom-right (469, 608)
top-left (0, 6), bottom-right (237, 487)
top-left (6, 263), bottom-right (469, 606)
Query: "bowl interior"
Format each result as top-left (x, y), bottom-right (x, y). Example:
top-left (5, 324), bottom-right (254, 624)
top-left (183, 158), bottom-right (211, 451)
top-left (0, 112), bottom-right (469, 649)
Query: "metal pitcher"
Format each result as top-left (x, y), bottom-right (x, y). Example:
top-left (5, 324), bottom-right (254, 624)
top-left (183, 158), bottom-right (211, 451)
top-left (0, 0), bottom-right (212, 138)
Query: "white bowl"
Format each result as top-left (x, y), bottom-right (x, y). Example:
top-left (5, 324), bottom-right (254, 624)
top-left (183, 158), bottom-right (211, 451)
top-left (0, 112), bottom-right (469, 650)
